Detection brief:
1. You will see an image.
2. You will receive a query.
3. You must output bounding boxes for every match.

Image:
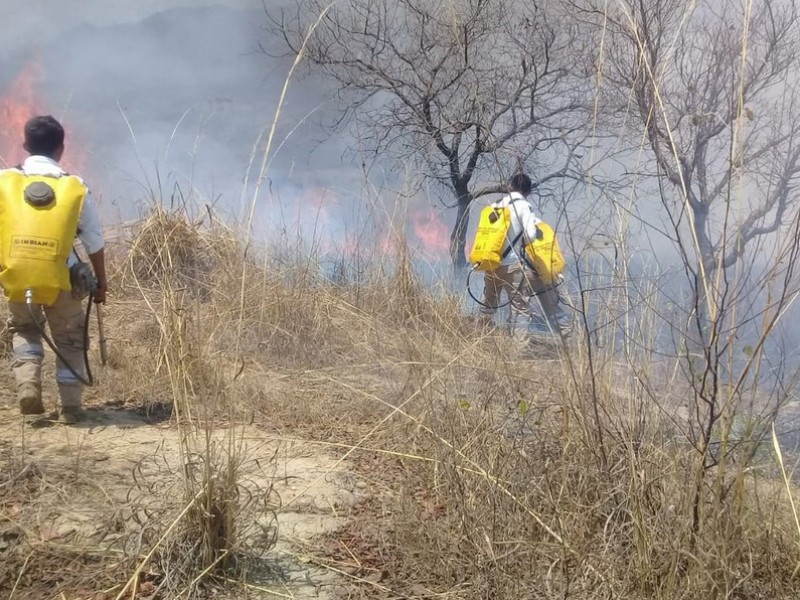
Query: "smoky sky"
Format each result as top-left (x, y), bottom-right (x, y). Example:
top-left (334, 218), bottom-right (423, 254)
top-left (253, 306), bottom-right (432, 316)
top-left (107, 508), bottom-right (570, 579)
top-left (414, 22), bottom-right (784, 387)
top-left (0, 0), bottom-right (376, 244)
top-left (0, 0), bottom-right (588, 264)
top-left (4, 1), bottom-right (800, 370)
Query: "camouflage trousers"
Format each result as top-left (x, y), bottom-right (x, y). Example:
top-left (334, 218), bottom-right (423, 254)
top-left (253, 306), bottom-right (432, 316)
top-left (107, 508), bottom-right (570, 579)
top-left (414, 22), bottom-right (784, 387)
top-left (479, 263), bottom-right (571, 335)
top-left (7, 291), bottom-right (86, 408)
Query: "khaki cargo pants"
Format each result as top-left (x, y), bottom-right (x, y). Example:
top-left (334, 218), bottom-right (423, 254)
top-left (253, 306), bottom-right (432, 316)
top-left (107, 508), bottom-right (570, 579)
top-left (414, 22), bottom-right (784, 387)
top-left (479, 263), bottom-right (570, 335)
top-left (7, 291), bottom-right (86, 408)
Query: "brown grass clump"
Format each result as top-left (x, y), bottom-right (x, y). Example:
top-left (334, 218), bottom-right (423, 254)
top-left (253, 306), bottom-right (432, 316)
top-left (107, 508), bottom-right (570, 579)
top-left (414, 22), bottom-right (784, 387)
top-left (0, 443), bottom-right (127, 599)
top-left (123, 206), bottom-right (239, 295)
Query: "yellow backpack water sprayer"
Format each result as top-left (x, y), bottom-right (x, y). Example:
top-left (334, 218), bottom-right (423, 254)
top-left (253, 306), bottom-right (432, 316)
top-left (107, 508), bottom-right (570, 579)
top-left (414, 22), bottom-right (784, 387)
top-left (0, 170), bottom-right (104, 385)
top-left (0, 171), bottom-right (85, 304)
top-left (523, 222), bottom-right (566, 286)
top-left (469, 205), bottom-right (517, 271)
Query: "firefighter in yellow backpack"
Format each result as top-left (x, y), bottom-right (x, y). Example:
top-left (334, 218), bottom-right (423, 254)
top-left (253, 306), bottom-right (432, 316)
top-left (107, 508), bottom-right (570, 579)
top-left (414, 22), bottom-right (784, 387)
top-left (0, 115), bottom-right (107, 424)
top-left (469, 172), bottom-right (571, 338)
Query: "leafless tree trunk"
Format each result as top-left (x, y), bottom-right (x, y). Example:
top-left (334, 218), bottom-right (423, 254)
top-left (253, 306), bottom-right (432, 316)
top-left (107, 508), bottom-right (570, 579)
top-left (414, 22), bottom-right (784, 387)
top-left (273, 0), bottom-right (590, 266)
top-left (576, 0), bottom-right (800, 546)
top-left (579, 0), bottom-right (800, 317)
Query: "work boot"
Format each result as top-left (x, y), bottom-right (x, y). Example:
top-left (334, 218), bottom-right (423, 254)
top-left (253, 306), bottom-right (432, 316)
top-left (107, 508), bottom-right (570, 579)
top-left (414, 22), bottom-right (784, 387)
top-left (57, 406), bottom-right (87, 425)
top-left (57, 383), bottom-right (85, 425)
top-left (17, 382), bottom-right (44, 415)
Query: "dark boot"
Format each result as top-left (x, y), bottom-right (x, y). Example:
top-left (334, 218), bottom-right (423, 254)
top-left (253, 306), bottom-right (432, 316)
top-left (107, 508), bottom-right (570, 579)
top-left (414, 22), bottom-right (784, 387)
top-left (18, 382), bottom-right (44, 415)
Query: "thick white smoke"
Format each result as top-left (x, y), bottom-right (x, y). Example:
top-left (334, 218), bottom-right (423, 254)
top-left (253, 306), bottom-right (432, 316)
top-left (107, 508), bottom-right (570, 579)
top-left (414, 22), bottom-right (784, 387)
top-left (1, 1), bottom-right (380, 240)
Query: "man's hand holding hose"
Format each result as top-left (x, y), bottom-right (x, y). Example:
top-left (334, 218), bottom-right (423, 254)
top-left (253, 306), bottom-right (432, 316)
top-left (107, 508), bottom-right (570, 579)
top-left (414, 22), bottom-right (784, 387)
top-left (88, 248), bottom-right (108, 304)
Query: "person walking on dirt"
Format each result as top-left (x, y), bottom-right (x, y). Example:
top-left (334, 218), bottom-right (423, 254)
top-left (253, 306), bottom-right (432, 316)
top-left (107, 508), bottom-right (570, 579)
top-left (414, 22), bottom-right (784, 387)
top-left (478, 172), bottom-right (570, 337)
top-left (0, 115), bottom-right (107, 423)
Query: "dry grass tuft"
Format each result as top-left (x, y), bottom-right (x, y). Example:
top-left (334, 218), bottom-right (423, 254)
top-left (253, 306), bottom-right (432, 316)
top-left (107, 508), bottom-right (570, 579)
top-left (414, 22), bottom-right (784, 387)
top-left (0, 446), bottom-right (128, 599)
top-left (125, 442), bottom-right (280, 598)
top-left (123, 206), bottom-right (239, 296)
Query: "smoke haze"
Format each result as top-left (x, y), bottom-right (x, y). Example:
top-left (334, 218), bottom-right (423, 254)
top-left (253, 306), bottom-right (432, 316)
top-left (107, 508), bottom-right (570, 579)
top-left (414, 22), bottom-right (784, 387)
top-left (3, 1), bottom-right (796, 359)
top-left (0, 0), bottom-right (433, 259)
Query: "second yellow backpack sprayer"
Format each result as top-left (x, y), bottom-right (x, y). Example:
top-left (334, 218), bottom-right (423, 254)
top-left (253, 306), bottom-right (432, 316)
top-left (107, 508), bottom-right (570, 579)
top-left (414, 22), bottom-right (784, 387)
top-left (522, 222), bottom-right (566, 286)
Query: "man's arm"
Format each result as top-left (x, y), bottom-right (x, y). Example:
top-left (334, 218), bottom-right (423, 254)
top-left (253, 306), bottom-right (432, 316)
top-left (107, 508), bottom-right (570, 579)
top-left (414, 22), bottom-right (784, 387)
top-left (77, 188), bottom-right (107, 303)
top-left (517, 200), bottom-right (541, 244)
top-left (88, 248), bottom-right (107, 304)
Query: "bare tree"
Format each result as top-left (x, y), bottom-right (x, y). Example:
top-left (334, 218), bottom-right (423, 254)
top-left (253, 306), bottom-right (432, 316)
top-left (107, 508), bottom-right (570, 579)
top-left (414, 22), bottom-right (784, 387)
top-left (579, 0), bottom-right (800, 304)
top-left (574, 0), bottom-right (800, 548)
top-left (273, 0), bottom-right (590, 266)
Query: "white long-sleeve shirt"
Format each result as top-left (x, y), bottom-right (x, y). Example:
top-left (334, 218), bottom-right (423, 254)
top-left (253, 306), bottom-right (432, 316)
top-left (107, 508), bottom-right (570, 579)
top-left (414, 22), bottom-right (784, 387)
top-left (492, 191), bottom-right (541, 266)
top-left (2, 156), bottom-right (105, 263)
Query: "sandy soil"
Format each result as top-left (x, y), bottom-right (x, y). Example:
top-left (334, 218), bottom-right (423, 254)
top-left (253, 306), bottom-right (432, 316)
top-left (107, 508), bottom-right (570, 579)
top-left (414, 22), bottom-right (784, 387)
top-left (0, 391), bottom-right (364, 599)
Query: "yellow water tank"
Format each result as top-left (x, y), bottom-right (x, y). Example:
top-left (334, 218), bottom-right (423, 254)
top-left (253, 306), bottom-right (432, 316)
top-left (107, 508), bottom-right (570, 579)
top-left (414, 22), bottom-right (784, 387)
top-left (525, 221), bottom-right (566, 285)
top-left (469, 205), bottom-right (512, 271)
top-left (0, 171), bottom-right (86, 305)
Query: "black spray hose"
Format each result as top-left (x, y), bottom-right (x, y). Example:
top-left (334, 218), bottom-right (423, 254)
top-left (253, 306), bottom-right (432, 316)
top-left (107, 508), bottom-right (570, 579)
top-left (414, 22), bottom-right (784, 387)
top-left (466, 264), bottom-right (564, 310)
top-left (25, 289), bottom-right (94, 387)
top-left (466, 265), bottom-right (517, 309)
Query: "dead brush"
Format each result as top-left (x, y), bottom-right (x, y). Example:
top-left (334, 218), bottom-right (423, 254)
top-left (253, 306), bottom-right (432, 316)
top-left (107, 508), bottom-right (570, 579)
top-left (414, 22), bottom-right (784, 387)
top-left (0, 445), bottom-right (126, 598)
top-left (107, 207), bottom-right (281, 599)
top-left (0, 446), bottom-right (39, 593)
top-left (239, 224), bottom-right (800, 600)
top-left (103, 204), bottom-right (243, 416)
top-left (1, 543), bottom-right (122, 599)
top-left (106, 202), bottom-right (508, 598)
top-left (122, 204), bottom-right (239, 298)
top-left (0, 443), bottom-right (41, 498)
top-left (370, 358), bottom-right (798, 599)
top-left (322, 243), bottom-right (800, 600)
top-left (125, 440), bottom-right (279, 598)
top-left (197, 228), bottom-right (463, 369)
top-left (10, 199), bottom-right (799, 598)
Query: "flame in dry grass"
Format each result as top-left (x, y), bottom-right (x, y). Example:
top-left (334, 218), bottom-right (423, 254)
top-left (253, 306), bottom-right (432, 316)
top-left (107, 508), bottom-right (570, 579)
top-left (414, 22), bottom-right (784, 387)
top-left (0, 58), bottom-right (90, 175)
top-left (0, 60), bottom-right (44, 168)
top-left (409, 207), bottom-right (450, 258)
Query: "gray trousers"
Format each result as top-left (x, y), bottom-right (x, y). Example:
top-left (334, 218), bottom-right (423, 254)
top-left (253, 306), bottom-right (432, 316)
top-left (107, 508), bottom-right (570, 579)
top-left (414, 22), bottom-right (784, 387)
top-left (479, 263), bottom-right (570, 334)
top-left (7, 291), bottom-right (86, 407)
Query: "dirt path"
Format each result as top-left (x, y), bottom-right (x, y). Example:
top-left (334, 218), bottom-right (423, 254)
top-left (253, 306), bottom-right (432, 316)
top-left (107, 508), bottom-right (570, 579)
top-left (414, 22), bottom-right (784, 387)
top-left (0, 398), bottom-right (363, 599)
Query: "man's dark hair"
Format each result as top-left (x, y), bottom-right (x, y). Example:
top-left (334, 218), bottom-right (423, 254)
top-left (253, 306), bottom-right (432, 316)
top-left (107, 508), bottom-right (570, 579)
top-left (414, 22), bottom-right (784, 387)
top-left (508, 172), bottom-right (533, 196)
top-left (24, 115), bottom-right (65, 158)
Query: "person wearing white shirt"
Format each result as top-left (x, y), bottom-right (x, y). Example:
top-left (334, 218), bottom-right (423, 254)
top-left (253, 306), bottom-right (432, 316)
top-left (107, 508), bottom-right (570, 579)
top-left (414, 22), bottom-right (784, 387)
top-left (479, 172), bottom-right (570, 337)
top-left (1, 115), bottom-right (107, 423)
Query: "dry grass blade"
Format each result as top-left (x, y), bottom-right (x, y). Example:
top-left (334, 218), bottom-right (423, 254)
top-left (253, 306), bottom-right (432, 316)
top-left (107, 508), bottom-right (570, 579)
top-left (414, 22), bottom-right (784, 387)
top-left (772, 424), bottom-right (800, 543)
top-left (113, 487), bottom-right (207, 600)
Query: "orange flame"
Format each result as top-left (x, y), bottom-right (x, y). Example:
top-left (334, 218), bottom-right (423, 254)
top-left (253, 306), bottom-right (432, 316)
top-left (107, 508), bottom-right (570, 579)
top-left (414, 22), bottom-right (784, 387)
top-left (0, 59), bottom-right (90, 177)
top-left (0, 61), bottom-right (44, 168)
top-left (410, 208), bottom-right (450, 258)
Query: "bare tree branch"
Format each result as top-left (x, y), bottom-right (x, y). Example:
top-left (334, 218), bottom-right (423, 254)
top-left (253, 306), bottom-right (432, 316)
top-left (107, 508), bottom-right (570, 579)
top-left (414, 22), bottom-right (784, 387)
top-left (273, 0), bottom-right (591, 265)
top-left (581, 0), bottom-right (800, 279)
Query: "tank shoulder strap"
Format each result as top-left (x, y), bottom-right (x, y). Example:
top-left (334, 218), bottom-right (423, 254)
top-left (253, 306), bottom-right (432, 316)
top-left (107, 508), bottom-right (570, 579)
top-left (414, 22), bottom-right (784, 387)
top-left (501, 230), bottom-right (523, 260)
top-left (500, 199), bottom-right (530, 260)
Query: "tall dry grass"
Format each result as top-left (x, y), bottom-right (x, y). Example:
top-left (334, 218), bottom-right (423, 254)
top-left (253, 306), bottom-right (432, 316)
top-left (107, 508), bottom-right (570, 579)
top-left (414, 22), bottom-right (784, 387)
top-left (2, 186), bottom-right (798, 598)
top-left (85, 189), bottom-right (799, 599)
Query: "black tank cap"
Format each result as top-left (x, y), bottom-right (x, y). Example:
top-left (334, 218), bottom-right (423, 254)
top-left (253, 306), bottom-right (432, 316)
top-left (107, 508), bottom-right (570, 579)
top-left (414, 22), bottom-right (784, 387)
top-left (24, 181), bottom-right (56, 207)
